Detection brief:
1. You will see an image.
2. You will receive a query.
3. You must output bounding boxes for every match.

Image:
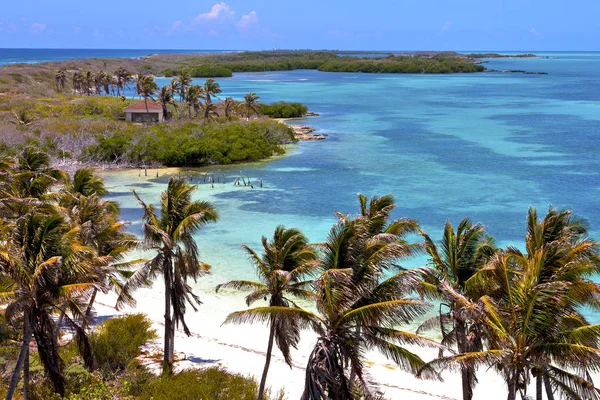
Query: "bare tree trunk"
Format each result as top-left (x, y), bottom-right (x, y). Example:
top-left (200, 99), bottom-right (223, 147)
top-left (544, 374), bottom-right (555, 400)
top-left (258, 320), bottom-right (276, 400)
top-left (6, 313), bottom-right (32, 400)
top-left (23, 343), bottom-right (29, 400)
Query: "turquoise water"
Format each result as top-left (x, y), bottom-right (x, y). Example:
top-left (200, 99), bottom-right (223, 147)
top-left (101, 53), bottom-right (600, 319)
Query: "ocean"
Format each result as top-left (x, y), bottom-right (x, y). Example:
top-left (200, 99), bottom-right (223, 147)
top-left (4, 49), bottom-right (600, 321)
top-left (0, 48), bottom-right (236, 65)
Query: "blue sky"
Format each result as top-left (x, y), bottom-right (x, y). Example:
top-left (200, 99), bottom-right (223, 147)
top-left (0, 0), bottom-right (597, 50)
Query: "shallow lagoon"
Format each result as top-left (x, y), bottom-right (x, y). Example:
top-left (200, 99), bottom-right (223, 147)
top-left (103, 53), bottom-right (600, 319)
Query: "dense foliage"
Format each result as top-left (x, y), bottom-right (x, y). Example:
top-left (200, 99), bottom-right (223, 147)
top-left (164, 65), bottom-right (233, 78)
top-left (81, 120), bottom-right (294, 167)
top-left (258, 102), bottom-right (308, 118)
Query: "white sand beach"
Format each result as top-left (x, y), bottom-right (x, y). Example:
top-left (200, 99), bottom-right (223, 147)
top-left (93, 286), bottom-right (511, 400)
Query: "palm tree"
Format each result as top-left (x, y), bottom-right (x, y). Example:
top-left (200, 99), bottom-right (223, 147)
top-left (1, 210), bottom-right (98, 399)
top-left (135, 74), bottom-right (158, 117)
top-left (185, 85), bottom-right (205, 118)
top-left (158, 86), bottom-right (175, 121)
top-left (114, 66), bottom-right (132, 96)
top-left (84, 71), bottom-right (94, 96)
top-left (201, 102), bottom-right (219, 122)
top-left (227, 196), bottom-right (436, 399)
top-left (72, 71), bottom-right (83, 94)
top-left (54, 70), bottom-right (66, 92)
top-left (218, 226), bottom-right (317, 400)
top-left (203, 78), bottom-right (222, 105)
top-left (177, 71), bottom-right (192, 103)
top-left (127, 177), bottom-right (219, 372)
top-left (426, 207), bottom-right (600, 400)
top-left (223, 97), bottom-right (237, 119)
top-left (244, 92), bottom-right (260, 120)
top-left (5, 147), bottom-right (67, 200)
top-left (416, 218), bottom-right (495, 400)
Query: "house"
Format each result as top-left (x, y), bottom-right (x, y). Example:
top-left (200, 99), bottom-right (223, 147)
top-left (124, 99), bottom-right (165, 123)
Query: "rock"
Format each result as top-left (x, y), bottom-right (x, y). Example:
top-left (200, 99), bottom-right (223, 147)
top-left (305, 111), bottom-right (320, 116)
top-left (289, 125), bottom-right (328, 141)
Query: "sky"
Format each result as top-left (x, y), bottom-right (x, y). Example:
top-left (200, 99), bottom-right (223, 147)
top-left (0, 0), bottom-right (598, 51)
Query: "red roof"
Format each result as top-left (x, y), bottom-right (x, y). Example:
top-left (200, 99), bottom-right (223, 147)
top-left (124, 99), bottom-right (163, 112)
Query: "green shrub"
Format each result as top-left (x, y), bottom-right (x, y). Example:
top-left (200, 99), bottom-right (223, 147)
top-left (139, 367), bottom-right (285, 400)
top-left (90, 313), bottom-right (157, 372)
top-left (258, 102), bottom-right (308, 118)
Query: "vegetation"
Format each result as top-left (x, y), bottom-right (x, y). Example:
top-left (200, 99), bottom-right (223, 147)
top-left (258, 102), bottom-right (308, 118)
top-left (0, 143), bottom-right (599, 400)
top-left (218, 226), bottom-right (317, 399)
top-left (129, 178), bottom-right (219, 373)
top-left (164, 65), bottom-right (233, 78)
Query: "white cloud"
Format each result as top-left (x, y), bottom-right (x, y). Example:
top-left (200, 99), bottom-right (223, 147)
top-left (73, 26), bottom-right (81, 34)
top-left (195, 2), bottom-right (235, 23)
top-left (530, 28), bottom-right (542, 37)
top-left (236, 11), bottom-right (258, 31)
top-left (29, 22), bottom-right (46, 34)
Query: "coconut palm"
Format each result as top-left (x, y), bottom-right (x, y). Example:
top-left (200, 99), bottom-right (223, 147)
top-left (426, 207), bottom-right (600, 400)
top-left (201, 102), bottom-right (219, 122)
top-left (4, 147), bottom-right (67, 200)
top-left (54, 70), bottom-right (67, 92)
top-left (177, 71), bottom-right (193, 103)
top-left (223, 97), bottom-right (237, 119)
top-left (72, 71), bottom-right (83, 93)
top-left (416, 218), bottom-right (495, 400)
top-left (158, 86), bottom-right (175, 121)
top-left (185, 85), bottom-right (205, 118)
top-left (1, 210), bottom-right (98, 399)
top-left (218, 226), bottom-right (317, 400)
top-left (135, 74), bottom-right (158, 116)
top-left (126, 177), bottom-right (219, 372)
top-left (114, 67), bottom-right (132, 96)
top-left (203, 78), bottom-right (222, 105)
top-left (83, 71), bottom-right (94, 96)
top-left (244, 92), bottom-right (260, 120)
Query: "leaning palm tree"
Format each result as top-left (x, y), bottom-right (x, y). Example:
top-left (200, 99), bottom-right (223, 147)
top-left (177, 71), bottom-right (192, 103)
top-left (218, 226), bottom-right (317, 400)
top-left (114, 66), bottom-right (132, 96)
top-left (223, 97), bottom-right (237, 119)
top-left (416, 218), bottom-right (495, 400)
top-left (158, 86), bottom-right (175, 121)
top-left (54, 70), bottom-right (66, 92)
top-left (1, 210), bottom-right (98, 399)
top-left (201, 101), bottom-right (219, 122)
top-left (203, 78), bottom-right (222, 105)
top-left (185, 85), bottom-right (205, 118)
top-left (244, 92), bottom-right (260, 120)
top-left (135, 74), bottom-right (158, 117)
top-left (127, 177), bottom-right (219, 372)
top-left (227, 215), bottom-right (437, 399)
top-left (426, 207), bottom-right (600, 400)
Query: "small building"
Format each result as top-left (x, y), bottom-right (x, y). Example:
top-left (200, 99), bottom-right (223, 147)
top-left (124, 99), bottom-right (165, 123)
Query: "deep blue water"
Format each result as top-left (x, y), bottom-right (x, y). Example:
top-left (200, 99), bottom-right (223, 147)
top-left (0, 48), bottom-right (236, 65)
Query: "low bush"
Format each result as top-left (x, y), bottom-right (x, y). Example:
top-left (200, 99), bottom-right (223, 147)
top-left (90, 313), bottom-right (157, 372)
top-left (258, 102), bottom-right (308, 118)
top-left (139, 367), bottom-right (285, 400)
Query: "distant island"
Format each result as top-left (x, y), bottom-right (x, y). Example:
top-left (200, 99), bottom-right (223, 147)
top-left (0, 50), bottom-right (543, 172)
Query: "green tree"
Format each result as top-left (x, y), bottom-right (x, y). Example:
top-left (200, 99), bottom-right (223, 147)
top-left (218, 226), bottom-right (317, 400)
top-left (128, 177), bottom-right (219, 372)
top-left (244, 93), bottom-right (260, 120)
top-left (417, 218), bottom-right (495, 400)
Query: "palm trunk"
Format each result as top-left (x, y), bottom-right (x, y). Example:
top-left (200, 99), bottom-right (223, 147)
top-left (543, 374), bottom-right (555, 400)
top-left (455, 318), bottom-right (473, 400)
top-left (536, 375), bottom-right (543, 400)
top-left (6, 312), bottom-right (32, 400)
top-left (163, 266), bottom-right (173, 373)
top-left (85, 288), bottom-right (98, 317)
top-left (23, 344), bottom-right (29, 400)
top-left (258, 319), bottom-right (276, 400)
top-left (507, 370), bottom-right (518, 400)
